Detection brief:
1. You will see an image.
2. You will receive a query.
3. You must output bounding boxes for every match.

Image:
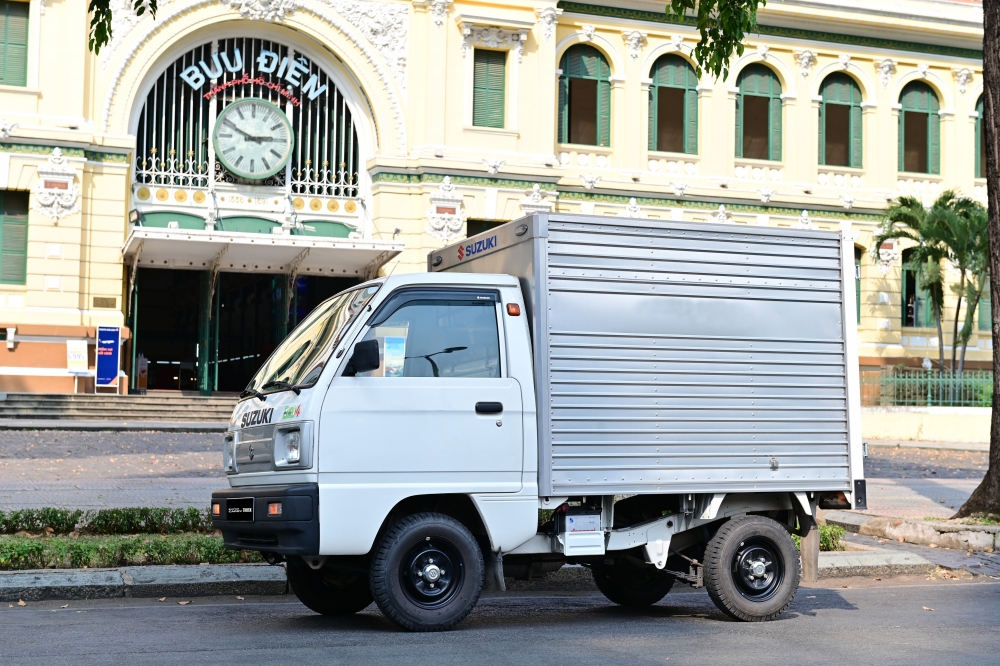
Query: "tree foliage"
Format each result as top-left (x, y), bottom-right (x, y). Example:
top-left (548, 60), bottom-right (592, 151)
top-left (666, 0), bottom-right (766, 79)
top-left (88, 0), bottom-right (157, 54)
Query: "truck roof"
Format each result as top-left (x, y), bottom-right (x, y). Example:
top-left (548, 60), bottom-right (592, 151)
top-left (366, 271), bottom-right (520, 290)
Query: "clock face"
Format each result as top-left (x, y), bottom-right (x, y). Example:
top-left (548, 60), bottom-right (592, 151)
top-left (213, 98), bottom-right (294, 180)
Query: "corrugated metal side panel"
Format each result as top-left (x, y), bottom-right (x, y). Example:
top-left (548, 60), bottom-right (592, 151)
top-left (545, 217), bottom-right (849, 496)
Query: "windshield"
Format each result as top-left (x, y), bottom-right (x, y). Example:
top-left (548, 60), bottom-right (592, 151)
top-left (246, 284), bottom-right (380, 394)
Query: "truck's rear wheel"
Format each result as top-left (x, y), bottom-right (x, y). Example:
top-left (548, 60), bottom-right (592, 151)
top-left (591, 555), bottom-right (675, 606)
top-left (704, 515), bottom-right (800, 622)
top-left (287, 560), bottom-right (373, 615)
top-left (370, 512), bottom-right (484, 632)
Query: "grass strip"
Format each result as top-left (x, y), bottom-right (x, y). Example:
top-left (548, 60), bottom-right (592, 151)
top-left (792, 524), bottom-right (845, 552)
top-left (0, 534), bottom-right (261, 570)
top-left (0, 507), bottom-right (213, 535)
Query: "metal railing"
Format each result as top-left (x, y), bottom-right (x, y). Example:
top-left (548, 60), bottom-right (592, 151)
top-left (860, 370), bottom-right (993, 407)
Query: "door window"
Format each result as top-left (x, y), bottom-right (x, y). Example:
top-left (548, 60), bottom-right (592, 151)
top-left (356, 299), bottom-right (500, 378)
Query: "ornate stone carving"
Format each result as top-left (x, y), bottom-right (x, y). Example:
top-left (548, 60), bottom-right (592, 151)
top-left (33, 149), bottom-right (81, 223)
top-left (100, 0), bottom-right (144, 70)
top-left (712, 205), bottom-right (730, 224)
top-left (619, 197), bottom-right (645, 218)
top-left (872, 246), bottom-right (899, 276)
top-left (414, 0), bottom-right (451, 28)
top-left (793, 50), bottom-right (815, 79)
top-left (669, 34), bottom-right (684, 51)
top-left (756, 44), bottom-right (769, 60)
top-left (519, 184), bottom-right (554, 215)
top-left (0, 119), bottom-right (18, 138)
top-left (670, 182), bottom-right (688, 197)
top-left (622, 29), bottom-right (646, 60)
top-left (332, 0), bottom-right (410, 94)
top-left (875, 59), bottom-right (896, 88)
top-left (795, 210), bottom-right (813, 229)
top-left (225, 0), bottom-right (299, 22)
top-left (425, 177), bottom-right (466, 242)
top-left (757, 187), bottom-right (775, 203)
top-left (580, 173), bottom-right (601, 190)
top-left (535, 7), bottom-right (562, 40)
top-left (953, 67), bottom-right (973, 94)
top-left (483, 158), bottom-right (505, 175)
top-left (840, 194), bottom-right (856, 209)
top-left (461, 23), bottom-right (528, 62)
top-left (917, 62), bottom-right (929, 78)
top-left (581, 24), bottom-right (595, 42)
top-left (838, 54), bottom-right (851, 70)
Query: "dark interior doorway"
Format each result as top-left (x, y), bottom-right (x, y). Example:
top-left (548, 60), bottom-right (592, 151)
top-left (134, 268), bottom-right (358, 393)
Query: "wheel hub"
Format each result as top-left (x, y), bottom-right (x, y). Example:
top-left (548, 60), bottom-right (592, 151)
top-left (400, 539), bottom-right (464, 609)
top-left (732, 537), bottom-right (784, 602)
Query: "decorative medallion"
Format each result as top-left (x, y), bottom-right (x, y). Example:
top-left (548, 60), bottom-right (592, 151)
top-left (32, 148), bottom-right (81, 223)
top-left (426, 177), bottom-right (466, 241)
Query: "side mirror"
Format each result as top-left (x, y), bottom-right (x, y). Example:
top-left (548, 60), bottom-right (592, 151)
top-left (342, 339), bottom-right (380, 376)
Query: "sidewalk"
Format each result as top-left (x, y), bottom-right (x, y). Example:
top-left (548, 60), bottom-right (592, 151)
top-left (867, 439), bottom-right (989, 453)
top-left (0, 419), bottom-right (227, 432)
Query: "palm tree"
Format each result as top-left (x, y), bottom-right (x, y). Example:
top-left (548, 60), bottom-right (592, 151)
top-left (872, 196), bottom-right (949, 376)
top-left (950, 199), bottom-right (991, 378)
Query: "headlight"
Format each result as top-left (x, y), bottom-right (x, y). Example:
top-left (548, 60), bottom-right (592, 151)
top-left (273, 424), bottom-right (312, 469)
top-left (286, 430), bottom-right (301, 463)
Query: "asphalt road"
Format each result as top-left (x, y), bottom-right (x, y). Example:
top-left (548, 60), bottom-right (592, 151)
top-left (2, 580), bottom-right (998, 665)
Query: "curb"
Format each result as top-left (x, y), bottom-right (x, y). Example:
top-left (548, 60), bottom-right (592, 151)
top-left (0, 419), bottom-right (229, 432)
top-left (866, 439), bottom-right (989, 453)
top-left (824, 510), bottom-right (999, 552)
top-left (0, 564), bottom-right (287, 602)
top-left (816, 551), bottom-right (934, 578)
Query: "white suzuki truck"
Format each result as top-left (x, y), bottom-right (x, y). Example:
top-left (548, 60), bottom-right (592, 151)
top-left (212, 213), bottom-right (865, 631)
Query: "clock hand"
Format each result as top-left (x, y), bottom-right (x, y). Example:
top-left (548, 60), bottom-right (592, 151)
top-left (222, 119), bottom-right (258, 141)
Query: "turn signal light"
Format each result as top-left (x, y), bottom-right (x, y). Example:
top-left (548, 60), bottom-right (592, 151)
top-left (212, 503), bottom-right (221, 516)
top-left (506, 303), bottom-right (521, 316)
top-left (268, 502), bottom-right (282, 517)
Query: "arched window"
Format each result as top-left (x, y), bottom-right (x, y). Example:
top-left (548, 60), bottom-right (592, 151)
top-left (558, 45), bottom-right (611, 147)
top-left (901, 248), bottom-right (934, 328)
top-left (736, 64), bottom-right (781, 161)
top-left (648, 55), bottom-right (698, 154)
top-left (898, 81), bottom-right (940, 174)
top-left (820, 73), bottom-right (863, 168)
top-left (976, 95), bottom-right (985, 179)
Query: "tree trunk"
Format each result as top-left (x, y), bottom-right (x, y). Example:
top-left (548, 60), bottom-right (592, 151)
top-left (956, 0), bottom-right (1000, 517)
top-left (950, 272), bottom-right (965, 374)
top-left (934, 293), bottom-right (945, 386)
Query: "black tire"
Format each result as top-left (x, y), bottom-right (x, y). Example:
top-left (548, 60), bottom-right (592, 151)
top-left (591, 555), bottom-right (675, 607)
top-left (370, 512), bottom-right (484, 632)
top-left (704, 515), bottom-right (800, 622)
top-left (287, 560), bottom-right (374, 616)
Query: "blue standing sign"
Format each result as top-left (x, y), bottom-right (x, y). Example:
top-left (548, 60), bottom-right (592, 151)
top-left (96, 326), bottom-right (121, 388)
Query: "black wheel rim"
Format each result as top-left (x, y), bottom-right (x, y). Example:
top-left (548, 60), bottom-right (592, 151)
top-left (731, 536), bottom-right (784, 602)
top-left (399, 537), bottom-right (465, 609)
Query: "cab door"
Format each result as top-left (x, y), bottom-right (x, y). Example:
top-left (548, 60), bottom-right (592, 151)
top-left (320, 289), bottom-right (523, 492)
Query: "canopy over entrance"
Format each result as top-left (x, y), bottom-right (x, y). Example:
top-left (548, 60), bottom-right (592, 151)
top-left (123, 226), bottom-right (402, 279)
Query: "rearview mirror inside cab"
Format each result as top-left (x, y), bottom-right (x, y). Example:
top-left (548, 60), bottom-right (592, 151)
top-left (343, 339), bottom-right (380, 376)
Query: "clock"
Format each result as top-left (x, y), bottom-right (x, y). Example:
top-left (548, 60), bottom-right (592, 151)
top-left (213, 98), bottom-right (294, 181)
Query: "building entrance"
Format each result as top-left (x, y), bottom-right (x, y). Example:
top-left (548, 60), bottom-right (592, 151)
top-left (132, 268), bottom-right (357, 393)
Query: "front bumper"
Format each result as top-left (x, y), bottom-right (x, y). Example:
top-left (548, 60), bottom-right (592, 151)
top-left (211, 483), bottom-right (319, 556)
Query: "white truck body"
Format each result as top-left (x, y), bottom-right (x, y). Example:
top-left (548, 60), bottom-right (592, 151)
top-left (213, 213), bottom-right (865, 630)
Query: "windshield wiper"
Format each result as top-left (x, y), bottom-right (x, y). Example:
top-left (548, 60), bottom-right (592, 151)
top-left (260, 380), bottom-right (302, 395)
top-left (240, 388), bottom-right (266, 401)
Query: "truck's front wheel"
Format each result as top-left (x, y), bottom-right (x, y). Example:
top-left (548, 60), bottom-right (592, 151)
top-left (287, 560), bottom-right (373, 615)
top-left (591, 555), bottom-right (675, 606)
top-left (704, 515), bottom-right (800, 621)
top-left (370, 512), bottom-right (484, 632)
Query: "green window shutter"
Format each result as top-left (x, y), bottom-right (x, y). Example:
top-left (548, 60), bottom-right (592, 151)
top-left (472, 49), bottom-right (505, 129)
top-left (0, 1), bottom-right (28, 87)
top-left (850, 104), bottom-right (863, 168)
top-left (897, 110), bottom-right (904, 171)
top-left (647, 87), bottom-right (656, 151)
top-left (769, 96), bottom-right (782, 161)
top-left (597, 77), bottom-right (611, 147)
top-left (0, 191), bottom-right (28, 284)
top-left (929, 111), bottom-right (940, 175)
top-left (557, 73), bottom-right (569, 143)
top-left (979, 292), bottom-right (992, 332)
top-left (818, 102), bottom-right (825, 165)
top-left (684, 88), bottom-right (698, 154)
top-left (734, 95), bottom-right (743, 158)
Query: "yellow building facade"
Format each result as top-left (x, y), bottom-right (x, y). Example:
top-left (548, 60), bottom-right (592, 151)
top-left (0, 0), bottom-right (988, 394)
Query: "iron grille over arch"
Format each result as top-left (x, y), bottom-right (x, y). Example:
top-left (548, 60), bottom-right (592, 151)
top-left (134, 37), bottom-right (362, 198)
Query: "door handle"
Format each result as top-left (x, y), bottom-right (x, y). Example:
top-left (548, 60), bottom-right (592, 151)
top-left (475, 402), bottom-right (503, 414)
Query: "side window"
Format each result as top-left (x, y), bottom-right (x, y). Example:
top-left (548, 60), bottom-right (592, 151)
top-left (357, 299), bottom-right (500, 378)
